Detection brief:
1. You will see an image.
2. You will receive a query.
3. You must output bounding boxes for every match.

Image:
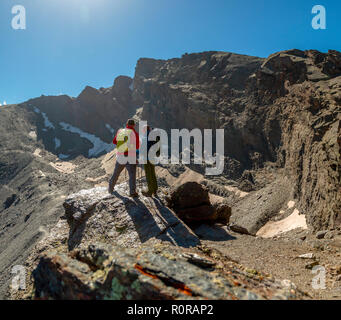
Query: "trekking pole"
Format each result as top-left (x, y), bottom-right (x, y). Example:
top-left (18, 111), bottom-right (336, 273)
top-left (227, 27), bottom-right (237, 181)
top-left (140, 166), bottom-right (143, 190)
top-left (140, 165), bottom-right (144, 190)
top-left (138, 165), bottom-right (141, 191)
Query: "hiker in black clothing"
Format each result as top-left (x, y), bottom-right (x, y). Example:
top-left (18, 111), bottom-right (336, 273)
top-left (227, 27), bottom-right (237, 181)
top-left (141, 125), bottom-right (160, 197)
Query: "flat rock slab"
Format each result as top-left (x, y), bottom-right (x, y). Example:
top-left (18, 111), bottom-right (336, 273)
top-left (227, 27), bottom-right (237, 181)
top-left (63, 185), bottom-right (200, 249)
top-left (231, 178), bottom-right (293, 235)
top-left (298, 253), bottom-right (315, 259)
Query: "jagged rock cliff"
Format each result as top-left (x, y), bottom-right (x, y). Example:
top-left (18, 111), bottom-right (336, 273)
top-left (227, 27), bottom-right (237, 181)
top-left (132, 49), bottom-right (340, 231)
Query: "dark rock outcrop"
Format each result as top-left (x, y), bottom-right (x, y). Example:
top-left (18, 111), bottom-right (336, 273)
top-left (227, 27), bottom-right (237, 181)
top-left (231, 177), bottom-right (293, 235)
top-left (167, 182), bottom-right (231, 224)
top-left (167, 181), bottom-right (210, 209)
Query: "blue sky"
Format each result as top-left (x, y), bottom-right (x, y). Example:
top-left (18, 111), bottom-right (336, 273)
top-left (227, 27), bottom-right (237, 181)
top-left (0, 0), bottom-right (340, 104)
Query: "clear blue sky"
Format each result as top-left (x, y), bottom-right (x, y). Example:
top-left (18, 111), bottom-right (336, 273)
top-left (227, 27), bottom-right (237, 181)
top-left (0, 0), bottom-right (340, 104)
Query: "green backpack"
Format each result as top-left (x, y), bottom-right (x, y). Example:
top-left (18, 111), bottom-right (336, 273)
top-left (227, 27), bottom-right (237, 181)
top-left (116, 128), bottom-right (133, 153)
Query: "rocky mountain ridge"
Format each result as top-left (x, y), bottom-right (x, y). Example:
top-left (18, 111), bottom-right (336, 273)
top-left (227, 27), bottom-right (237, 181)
top-left (0, 48), bottom-right (340, 299)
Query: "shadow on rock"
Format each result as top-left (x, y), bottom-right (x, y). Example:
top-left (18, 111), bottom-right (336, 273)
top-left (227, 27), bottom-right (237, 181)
top-left (192, 224), bottom-right (236, 241)
top-left (64, 187), bottom-right (200, 250)
top-left (113, 192), bottom-right (165, 243)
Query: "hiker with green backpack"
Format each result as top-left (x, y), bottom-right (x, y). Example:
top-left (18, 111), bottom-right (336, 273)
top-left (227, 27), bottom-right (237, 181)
top-left (108, 119), bottom-right (140, 197)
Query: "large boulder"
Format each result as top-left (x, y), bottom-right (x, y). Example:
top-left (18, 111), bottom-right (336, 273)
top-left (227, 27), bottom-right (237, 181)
top-left (167, 182), bottom-right (231, 225)
top-left (63, 185), bottom-right (201, 250)
top-left (167, 181), bottom-right (210, 209)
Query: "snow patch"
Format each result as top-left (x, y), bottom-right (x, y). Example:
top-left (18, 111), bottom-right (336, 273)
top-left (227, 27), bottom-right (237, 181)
top-left (55, 138), bottom-right (61, 149)
top-left (59, 122), bottom-right (113, 157)
top-left (58, 154), bottom-right (70, 160)
top-left (29, 131), bottom-right (37, 140)
top-left (33, 107), bottom-right (40, 114)
top-left (41, 112), bottom-right (55, 129)
top-left (287, 201), bottom-right (295, 209)
top-left (256, 209), bottom-right (307, 238)
top-left (33, 149), bottom-right (42, 157)
top-left (32, 106), bottom-right (55, 130)
top-left (105, 123), bottom-right (115, 135)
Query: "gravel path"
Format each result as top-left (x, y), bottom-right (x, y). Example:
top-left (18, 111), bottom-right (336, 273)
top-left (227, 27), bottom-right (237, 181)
top-left (204, 228), bottom-right (341, 299)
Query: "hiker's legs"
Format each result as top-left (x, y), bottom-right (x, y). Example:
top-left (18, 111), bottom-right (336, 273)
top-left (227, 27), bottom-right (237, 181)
top-left (143, 163), bottom-right (151, 193)
top-left (108, 162), bottom-right (125, 193)
top-left (149, 162), bottom-right (158, 194)
top-left (126, 163), bottom-right (137, 195)
top-left (144, 161), bottom-right (158, 194)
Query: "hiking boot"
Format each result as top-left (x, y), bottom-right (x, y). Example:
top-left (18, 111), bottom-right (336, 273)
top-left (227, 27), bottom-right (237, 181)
top-left (108, 185), bottom-right (114, 194)
top-left (129, 192), bottom-right (139, 198)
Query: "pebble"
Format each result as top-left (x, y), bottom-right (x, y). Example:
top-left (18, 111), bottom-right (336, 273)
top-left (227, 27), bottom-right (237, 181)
top-left (316, 230), bottom-right (328, 239)
top-left (298, 253), bottom-right (315, 259)
top-left (305, 261), bottom-right (319, 269)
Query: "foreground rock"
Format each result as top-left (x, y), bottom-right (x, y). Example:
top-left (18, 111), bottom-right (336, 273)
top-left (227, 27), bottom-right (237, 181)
top-left (14, 184), bottom-right (306, 300)
top-left (32, 242), bottom-right (305, 300)
top-left (167, 182), bottom-right (231, 225)
top-left (63, 185), bottom-right (200, 250)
